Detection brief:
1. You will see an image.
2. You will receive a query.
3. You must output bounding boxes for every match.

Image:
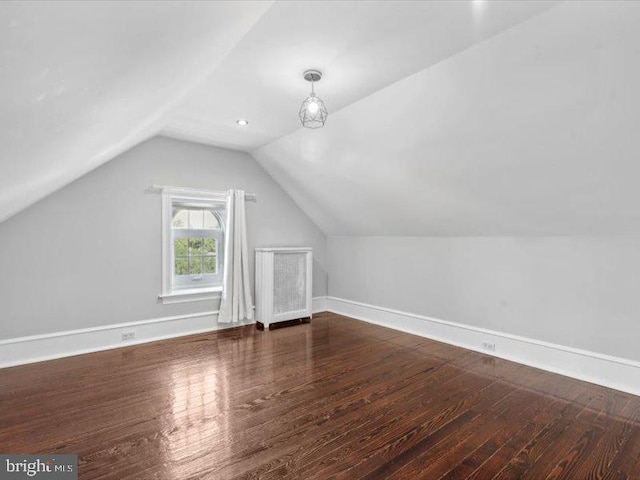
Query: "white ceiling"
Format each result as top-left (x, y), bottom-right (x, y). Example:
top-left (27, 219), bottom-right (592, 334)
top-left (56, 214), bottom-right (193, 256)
top-left (4, 1), bottom-right (640, 237)
top-left (162, 0), bottom-right (557, 151)
top-left (253, 1), bottom-right (640, 235)
top-left (0, 1), bottom-right (272, 224)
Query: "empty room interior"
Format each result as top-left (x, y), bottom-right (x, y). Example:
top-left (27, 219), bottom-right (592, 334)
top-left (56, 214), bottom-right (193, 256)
top-left (2, 1), bottom-right (640, 479)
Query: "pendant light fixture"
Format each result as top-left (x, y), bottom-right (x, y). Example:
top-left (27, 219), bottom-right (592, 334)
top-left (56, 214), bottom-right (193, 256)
top-left (299, 69), bottom-right (328, 129)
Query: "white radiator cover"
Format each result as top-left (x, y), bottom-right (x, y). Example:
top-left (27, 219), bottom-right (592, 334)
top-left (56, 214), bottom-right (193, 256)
top-left (255, 247), bottom-right (313, 328)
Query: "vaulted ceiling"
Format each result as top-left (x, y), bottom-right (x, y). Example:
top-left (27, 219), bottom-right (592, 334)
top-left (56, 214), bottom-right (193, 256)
top-left (162, 0), bottom-right (557, 151)
top-left (3, 1), bottom-right (640, 236)
top-left (0, 1), bottom-right (272, 224)
top-left (253, 1), bottom-right (640, 235)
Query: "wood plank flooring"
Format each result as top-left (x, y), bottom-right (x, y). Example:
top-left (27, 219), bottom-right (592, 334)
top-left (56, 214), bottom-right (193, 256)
top-left (1, 312), bottom-right (639, 479)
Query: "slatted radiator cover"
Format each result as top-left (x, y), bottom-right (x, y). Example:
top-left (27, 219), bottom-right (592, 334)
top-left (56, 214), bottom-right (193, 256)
top-left (255, 247), bottom-right (313, 328)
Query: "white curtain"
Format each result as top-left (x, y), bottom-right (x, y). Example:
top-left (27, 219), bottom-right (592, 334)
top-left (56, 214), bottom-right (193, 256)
top-left (218, 189), bottom-right (253, 324)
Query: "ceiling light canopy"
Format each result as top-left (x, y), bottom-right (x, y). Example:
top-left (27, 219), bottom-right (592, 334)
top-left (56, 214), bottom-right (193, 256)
top-left (236, 119), bottom-right (249, 126)
top-left (299, 70), bottom-right (328, 129)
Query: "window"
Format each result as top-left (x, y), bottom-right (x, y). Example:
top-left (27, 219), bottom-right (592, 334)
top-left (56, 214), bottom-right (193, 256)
top-left (160, 189), bottom-right (226, 303)
top-left (172, 206), bottom-right (223, 288)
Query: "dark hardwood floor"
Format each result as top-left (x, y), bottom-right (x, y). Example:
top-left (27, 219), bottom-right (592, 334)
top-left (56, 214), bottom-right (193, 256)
top-left (1, 312), bottom-right (639, 479)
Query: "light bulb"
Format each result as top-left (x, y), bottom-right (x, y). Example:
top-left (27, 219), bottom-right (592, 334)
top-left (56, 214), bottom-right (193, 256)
top-left (307, 101), bottom-right (319, 114)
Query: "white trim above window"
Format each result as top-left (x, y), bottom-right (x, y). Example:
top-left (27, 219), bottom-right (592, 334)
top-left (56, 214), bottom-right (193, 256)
top-left (152, 185), bottom-right (256, 203)
top-left (160, 188), bottom-right (226, 305)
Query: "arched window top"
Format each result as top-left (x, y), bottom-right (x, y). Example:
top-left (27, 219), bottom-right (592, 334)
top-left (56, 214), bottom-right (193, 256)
top-left (172, 208), bottom-right (221, 230)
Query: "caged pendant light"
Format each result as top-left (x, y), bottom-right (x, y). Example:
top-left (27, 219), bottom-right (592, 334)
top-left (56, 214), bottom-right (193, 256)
top-left (299, 70), bottom-right (328, 128)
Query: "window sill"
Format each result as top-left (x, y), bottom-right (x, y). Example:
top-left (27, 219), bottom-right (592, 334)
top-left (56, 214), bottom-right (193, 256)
top-left (158, 287), bottom-right (222, 305)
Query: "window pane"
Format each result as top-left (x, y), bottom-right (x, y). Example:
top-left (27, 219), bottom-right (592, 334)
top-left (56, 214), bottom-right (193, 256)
top-left (174, 238), bottom-right (188, 256)
top-left (203, 238), bottom-right (216, 254)
top-left (172, 207), bottom-right (221, 230)
top-left (189, 237), bottom-right (203, 254)
top-left (190, 256), bottom-right (203, 275)
top-left (188, 210), bottom-right (204, 229)
top-left (172, 209), bottom-right (189, 228)
top-left (175, 257), bottom-right (188, 275)
top-left (204, 211), bottom-right (220, 229)
top-left (203, 256), bottom-right (216, 274)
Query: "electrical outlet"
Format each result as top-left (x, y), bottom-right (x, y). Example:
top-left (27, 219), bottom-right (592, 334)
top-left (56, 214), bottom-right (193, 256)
top-left (481, 341), bottom-right (496, 352)
top-left (122, 331), bottom-right (135, 341)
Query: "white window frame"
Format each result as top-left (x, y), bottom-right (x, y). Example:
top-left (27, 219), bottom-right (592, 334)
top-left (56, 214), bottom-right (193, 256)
top-left (159, 188), bottom-right (226, 304)
top-left (172, 222), bottom-right (223, 289)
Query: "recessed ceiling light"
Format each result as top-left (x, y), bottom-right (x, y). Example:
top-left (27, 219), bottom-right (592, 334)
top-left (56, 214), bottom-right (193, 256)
top-left (236, 119), bottom-right (249, 126)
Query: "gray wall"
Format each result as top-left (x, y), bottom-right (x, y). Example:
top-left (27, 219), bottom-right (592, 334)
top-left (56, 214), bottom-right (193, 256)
top-left (0, 136), bottom-right (327, 339)
top-left (328, 236), bottom-right (640, 362)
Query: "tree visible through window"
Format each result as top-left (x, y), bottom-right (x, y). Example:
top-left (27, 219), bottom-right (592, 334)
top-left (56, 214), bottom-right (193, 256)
top-left (171, 206), bottom-right (224, 289)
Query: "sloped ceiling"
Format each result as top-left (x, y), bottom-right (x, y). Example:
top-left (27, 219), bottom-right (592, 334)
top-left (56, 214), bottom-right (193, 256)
top-left (0, 1), bottom-right (272, 224)
top-left (162, 0), bottom-right (557, 151)
top-left (253, 1), bottom-right (640, 235)
top-left (4, 1), bottom-right (640, 237)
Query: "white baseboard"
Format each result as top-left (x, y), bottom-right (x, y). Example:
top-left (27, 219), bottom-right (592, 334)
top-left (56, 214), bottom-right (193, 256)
top-left (0, 296), bottom-right (329, 369)
top-left (312, 296), bottom-right (328, 314)
top-left (0, 311), bottom-right (232, 369)
top-left (325, 296), bottom-right (640, 397)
